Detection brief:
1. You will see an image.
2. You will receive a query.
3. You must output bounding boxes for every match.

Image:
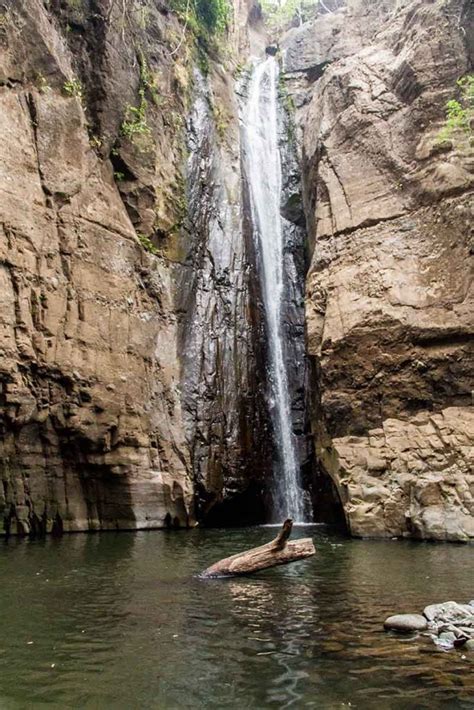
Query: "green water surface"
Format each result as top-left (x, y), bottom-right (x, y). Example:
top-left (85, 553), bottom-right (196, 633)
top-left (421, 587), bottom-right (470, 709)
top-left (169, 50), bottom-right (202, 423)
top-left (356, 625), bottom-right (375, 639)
top-left (0, 526), bottom-right (472, 709)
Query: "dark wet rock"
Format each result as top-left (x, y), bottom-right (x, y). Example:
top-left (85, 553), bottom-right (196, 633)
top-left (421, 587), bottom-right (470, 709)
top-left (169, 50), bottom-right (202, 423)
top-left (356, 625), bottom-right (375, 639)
top-left (384, 614), bottom-right (428, 633)
top-left (179, 61), bottom-right (313, 522)
top-left (277, 88), bottom-right (315, 507)
top-left (453, 637), bottom-right (470, 648)
top-left (266, 45), bottom-right (279, 56)
top-left (179, 67), bottom-right (272, 522)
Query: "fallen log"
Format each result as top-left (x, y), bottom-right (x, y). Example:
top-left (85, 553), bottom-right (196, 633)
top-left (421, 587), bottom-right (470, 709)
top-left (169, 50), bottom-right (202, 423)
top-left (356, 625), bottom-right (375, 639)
top-left (200, 519), bottom-right (315, 578)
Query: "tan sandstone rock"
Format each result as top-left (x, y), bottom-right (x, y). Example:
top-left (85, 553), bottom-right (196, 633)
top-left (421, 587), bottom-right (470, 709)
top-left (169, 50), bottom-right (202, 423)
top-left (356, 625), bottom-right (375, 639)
top-left (284, 0), bottom-right (474, 539)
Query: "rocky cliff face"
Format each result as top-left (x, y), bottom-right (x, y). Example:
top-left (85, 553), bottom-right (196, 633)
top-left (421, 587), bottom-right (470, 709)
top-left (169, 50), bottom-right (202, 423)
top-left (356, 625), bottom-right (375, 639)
top-left (1, 0), bottom-right (472, 541)
top-left (178, 64), bottom-right (273, 524)
top-left (179, 44), bottom-right (311, 524)
top-left (283, 0), bottom-right (473, 540)
top-left (0, 0), bottom-right (201, 534)
top-left (0, 0), bottom-right (308, 534)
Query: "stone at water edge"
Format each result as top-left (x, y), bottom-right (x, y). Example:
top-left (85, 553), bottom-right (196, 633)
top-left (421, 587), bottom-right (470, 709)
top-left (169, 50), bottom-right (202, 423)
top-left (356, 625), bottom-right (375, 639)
top-left (383, 614), bottom-right (428, 632)
top-left (384, 602), bottom-right (474, 648)
top-left (439, 632), bottom-right (457, 645)
top-left (423, 601), bottom-right (474, 625)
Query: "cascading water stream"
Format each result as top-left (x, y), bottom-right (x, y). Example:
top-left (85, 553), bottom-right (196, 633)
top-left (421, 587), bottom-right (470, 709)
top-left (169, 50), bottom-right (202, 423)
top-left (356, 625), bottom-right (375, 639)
top-left (242, 57), bottom-right (306, 522)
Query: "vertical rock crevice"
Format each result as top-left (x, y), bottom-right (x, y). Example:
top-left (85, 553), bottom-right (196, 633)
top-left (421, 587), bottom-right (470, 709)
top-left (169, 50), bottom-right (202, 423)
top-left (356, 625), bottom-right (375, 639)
top-left (179, 45), bottom-right (314, 524)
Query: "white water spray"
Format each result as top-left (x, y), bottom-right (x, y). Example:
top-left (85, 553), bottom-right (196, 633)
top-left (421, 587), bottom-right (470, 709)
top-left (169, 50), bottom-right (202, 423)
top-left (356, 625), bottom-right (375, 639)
top-left (242, 57), bottom-right (305, 522)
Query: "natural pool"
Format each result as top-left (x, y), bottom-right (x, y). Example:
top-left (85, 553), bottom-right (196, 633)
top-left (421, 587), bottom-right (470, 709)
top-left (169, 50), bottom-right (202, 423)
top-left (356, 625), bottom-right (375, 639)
top-left (0, 526), bottom-right (472, 709)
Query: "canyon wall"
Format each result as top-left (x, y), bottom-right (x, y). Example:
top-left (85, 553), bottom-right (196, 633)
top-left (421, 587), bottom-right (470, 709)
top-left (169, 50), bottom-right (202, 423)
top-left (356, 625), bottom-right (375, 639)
top-left (178, 62), bottom-right (273, 524)
top-left (0, 0), bottom-right (200, 534)
top-left (0, 0), bottom-right (267, 534)
top-left (0, 0), bottom-right (306, 533)
top-left (283, 0), bottom-right (473, 539)
top-left (1, 0), bottom-right (472, 540)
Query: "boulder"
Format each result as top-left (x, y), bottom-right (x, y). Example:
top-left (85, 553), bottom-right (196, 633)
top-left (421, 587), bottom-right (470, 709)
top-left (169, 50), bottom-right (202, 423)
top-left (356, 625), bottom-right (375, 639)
top-left (384, 614), bottom-right (428, 633)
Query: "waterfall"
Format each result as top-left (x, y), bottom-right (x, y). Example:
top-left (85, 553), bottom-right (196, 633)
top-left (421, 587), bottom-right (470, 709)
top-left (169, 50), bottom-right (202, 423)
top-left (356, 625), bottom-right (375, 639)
top-left (242, 57), bottom-right (306, 522)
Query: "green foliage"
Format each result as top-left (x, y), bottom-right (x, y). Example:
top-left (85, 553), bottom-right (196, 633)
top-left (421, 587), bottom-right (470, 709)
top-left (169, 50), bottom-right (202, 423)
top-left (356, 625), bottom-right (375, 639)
top-left (121, 53), bottom-right (162, 141)
top-left (35, 72), bottom-right (50, 93)
top-left (170, 0), bottom-right (231, 37)
top-left (137, 232), bottom-right (159, 255)
top-left (114, 171), bottom-right (125, 181)
top-left (437, 74), bottom-right (473, 144)
top-left (89, 134), bottom-right (103, 150)
top-left (284, 92), bottom-right (296, 113)
top-left (138, 51), bottom-right (162, 106)
top-left (233, 62), bottom-right (245, 79)
top-left (121, 91), bottom-right (150, 139)
top-left (135, 5), bottom-right (150, 29)
top-left (279, 79), bottom-right (297, 142)
top-left (195, 0), bottom-right (230, 33)
top-left (63, 78), bottom-right (83, 98)
top-left (261, 0), bottom-right (318, 29)
top-left (212, 102), bottom-right (229, 139)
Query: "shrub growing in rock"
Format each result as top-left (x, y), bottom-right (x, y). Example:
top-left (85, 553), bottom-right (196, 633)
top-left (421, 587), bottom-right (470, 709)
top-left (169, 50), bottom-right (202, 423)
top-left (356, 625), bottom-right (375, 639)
top-left (438, 74), bottom-right (474, 143)
top-left (63, 78), bottom-right (83, 99)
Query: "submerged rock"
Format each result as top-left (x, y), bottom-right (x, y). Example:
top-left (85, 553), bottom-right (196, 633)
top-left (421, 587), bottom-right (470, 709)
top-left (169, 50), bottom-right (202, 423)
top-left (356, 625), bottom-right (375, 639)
top-left (384, 614), bottom-right (428, 633)
top-left (438, 632), bottom-right (457, 647)
top-left (434, 635), bottom-right (456, 650)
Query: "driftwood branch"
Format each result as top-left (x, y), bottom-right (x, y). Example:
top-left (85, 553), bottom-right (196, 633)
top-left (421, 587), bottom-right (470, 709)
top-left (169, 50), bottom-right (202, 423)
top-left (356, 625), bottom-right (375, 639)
top-left (201, 519), bottom-right (315, 578)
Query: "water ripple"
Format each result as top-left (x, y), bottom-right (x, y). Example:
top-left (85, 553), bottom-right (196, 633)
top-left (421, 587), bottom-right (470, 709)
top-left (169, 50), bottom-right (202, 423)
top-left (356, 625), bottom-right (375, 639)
top-left (0, 527), bottom-right (472, 709)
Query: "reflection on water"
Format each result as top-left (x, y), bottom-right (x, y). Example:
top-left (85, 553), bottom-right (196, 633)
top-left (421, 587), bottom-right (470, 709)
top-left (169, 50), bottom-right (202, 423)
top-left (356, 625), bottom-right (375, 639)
top-left (0, 527), bottom-right (472, 709)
